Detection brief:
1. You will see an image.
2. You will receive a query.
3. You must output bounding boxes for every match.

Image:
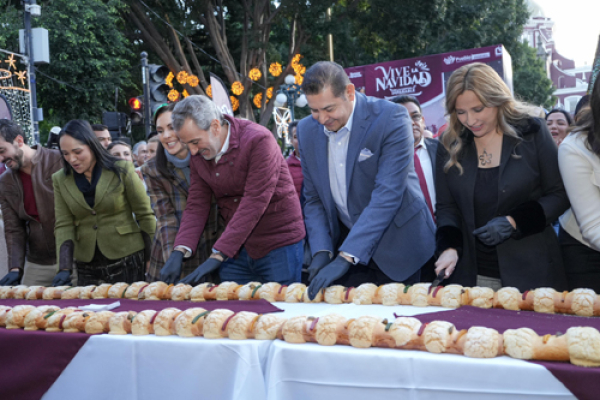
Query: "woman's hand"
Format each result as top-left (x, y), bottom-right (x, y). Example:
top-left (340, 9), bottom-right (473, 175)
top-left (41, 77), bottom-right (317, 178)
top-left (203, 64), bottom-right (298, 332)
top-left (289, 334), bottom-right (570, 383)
top-left (435, 248), bottom-right (458, 278)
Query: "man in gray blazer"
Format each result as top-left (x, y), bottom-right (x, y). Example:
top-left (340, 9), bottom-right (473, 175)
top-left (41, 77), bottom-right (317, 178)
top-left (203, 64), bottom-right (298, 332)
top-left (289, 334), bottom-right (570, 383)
top-left (298, 62), bottom-right (436, 299)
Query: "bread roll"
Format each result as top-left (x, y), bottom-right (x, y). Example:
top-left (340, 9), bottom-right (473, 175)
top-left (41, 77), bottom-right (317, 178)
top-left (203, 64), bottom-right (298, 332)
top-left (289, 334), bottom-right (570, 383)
top-left (282, 315), bottom-right (309, 343)
top-left (301, 288), bottom-right (323, 303)
top-left (324, 286), bottom-right (346, 304)
top-left (140, 282), bottom-right (169, 300)
top-left (46, 308), bottom-right (78, 332)
top-left (378, 283), bottom-right (405, 306)
top-left (353, 283), bottom-right (378, 305)
top-left (61, 287), bottom-right (82, 300)
top-left (314, 314), bottom-right (347, 346)
top-left (203, 283), bottom-right (220, 301)
top-left (439, 285), bottom-right (464, 308)
top-left (108, 311), bottom-right (137, 335)
top-left (153, 307), bottom-right (182, 336)
top-left (494, 287), bottom-right (521, 311)
top-left (215, 282), bottom-right (242, 301)
top-left (85, 311), bottom-right (115, 334)
top-left (237, 282), bottom-right (263, 301)
top-left (203, 309), bottom-right (235, 339)
top-left (227, 311), bottom-right (259, 340)
top-left (170, 284), bottom-right (193, 301)
top-left (0, 306), bottom-right (12, 327)
top-left (43, 286), bottom-right (70, 300)
top-left (409, 283), bottom-right (431, 307)
top-left (0, 286), bottom-right (13, 299)
top-left (567, 327), bottom-right (600, 367)
top-left (387, 317), bottom-right (425, 350)
top-left (26, 286), bottom-right (46, 300)
top-left (12, 285), bottom-right (31, 299)
top-left (570, 289), bottom-right (595, 317)
top-left (63, 311), bottom-right (95, 333)
top-left (91, 284), bottom-right (112, 299)
top-left (124, 282), bottom-right (148, 300)
top-left (465, 287), bottom-right (494, 308)
top-left (79, 285), bottom-right (97, 299)
top-left (174, 308), bottom-right (209, 337)
top-left (190, 283), bottom-right (215, 302)
top-left (24, 305), bottom-right (60, 331)
top-left (348, 315), bottom-right (381, 348)
top-left (131, 310), bottom-right (158, 335)
top-left (284, 283), bottom-right (306, 303)
top-left (503, 328), bottom-right (568, 361)
top-left (519, 290), bottom-right (535, 311)
top-left (533, 288), bottom-right (557, 314)
top-left (422, 321), bottom-right (456, 353)
top-left (462, 327), bottom-right (502, 358)
top-left (254, 314), bottom-right (286, 340)
top-left (108, 283), bottom-right (130, 299)
top-left (257, 282), bottom-right (285, 302)
top-left (5, 305), bottom-right (36, 329)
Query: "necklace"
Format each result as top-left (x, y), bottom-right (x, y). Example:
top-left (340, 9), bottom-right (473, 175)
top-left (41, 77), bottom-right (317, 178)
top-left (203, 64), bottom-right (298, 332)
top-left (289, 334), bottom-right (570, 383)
top-left (479, 149), bottom-right (492, 166)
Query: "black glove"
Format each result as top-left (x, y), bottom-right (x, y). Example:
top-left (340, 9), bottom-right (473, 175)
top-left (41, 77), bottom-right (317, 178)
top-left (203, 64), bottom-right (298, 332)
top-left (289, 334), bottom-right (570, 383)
top-left (307, 251), bottom-right (332, 282)
top-left (160, 251), bottom-right (184, 284)
top-left (473, 216), bottom-right (515, 246)
top-left (141, 232), bottom-right (152, 264)
top-left (59, 240), bottom-right (74, 271)
top-left (0, 270), bottom-right (21, 286)
top-left (307, 255), bottom-right (352, 300)
top-left (52, 270), bottom-right (72, 286)
top-left (179, 257), bottom-right (222, 286)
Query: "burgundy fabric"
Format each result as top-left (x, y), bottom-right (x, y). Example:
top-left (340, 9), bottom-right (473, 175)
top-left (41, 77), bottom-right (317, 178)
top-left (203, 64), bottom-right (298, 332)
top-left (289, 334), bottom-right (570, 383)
top-left (286, 153), bottom-right (303, 199)
top-left (412, 306), bottom-right (600, 400)
top-left (0, 298), bottom-right (283, 314)
top-left (413, 147), bottom-right (435, 221)
top-left (174, 115), bottom-right (305, 259)
top-left (18, 170), bottom-right (40, 222)
top-left (0, 329), bottom-right (90, 400)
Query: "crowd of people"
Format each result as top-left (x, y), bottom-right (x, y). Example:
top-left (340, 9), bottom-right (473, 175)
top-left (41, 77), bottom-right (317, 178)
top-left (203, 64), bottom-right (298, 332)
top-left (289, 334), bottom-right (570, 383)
top-left (0, 61), bottom-right (599, 298)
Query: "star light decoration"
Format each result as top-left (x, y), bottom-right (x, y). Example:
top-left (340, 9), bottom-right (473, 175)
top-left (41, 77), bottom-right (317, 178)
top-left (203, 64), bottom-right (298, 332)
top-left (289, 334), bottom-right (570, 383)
top-left (15, 70), bottom-right (27, 85)
top-left (231, 81), bottom-right (244, 96)
top-left (249, 68), bottom-right (262, 81)
top-left (5, 54), bottom-right (17, 70)
top-left (269, 62), bottom-right (282, 77)
top-left (230, 96), bottom-right (239, 111)
top-left (253, 92), bottom-right (263, 108)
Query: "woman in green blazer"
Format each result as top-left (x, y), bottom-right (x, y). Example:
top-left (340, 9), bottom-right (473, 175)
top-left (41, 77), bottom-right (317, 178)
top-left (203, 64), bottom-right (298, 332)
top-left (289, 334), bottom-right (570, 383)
top-left (51, 120), bottom-right (156, 286)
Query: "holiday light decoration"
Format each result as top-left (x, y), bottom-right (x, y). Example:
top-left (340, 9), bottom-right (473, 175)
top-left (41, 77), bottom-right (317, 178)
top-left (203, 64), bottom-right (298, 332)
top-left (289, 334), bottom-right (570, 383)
top-left (295, 74), bottom-right (304, 85)
top-left (186, 74), bottom-right (199, 87)
top-left (269, 62), bottom-right (282, 77)
top-left (249, 68), bottom-right (262, 81)
top-left (166, 72), bottom-right (175, 88)
top-left (182, 89), bottom-right (190, 98)
top-left (267, 87), bottom-right (274, 99)
top-left (230, 96), bottom-right (239, 111)
top-left (176, 71), bottom-right (188, 85)
top-left (231, 81), bottom-right (244, 96)
top-left (206, 85), bottom-right (212, 98)
top-left (168, 89), bottom-right (180, 102)
top-left (253, 92), bottom-right (263, 108)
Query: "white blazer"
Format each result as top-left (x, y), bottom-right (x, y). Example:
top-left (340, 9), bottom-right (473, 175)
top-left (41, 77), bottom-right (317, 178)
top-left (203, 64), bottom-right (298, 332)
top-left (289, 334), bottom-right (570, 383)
top-left (558, 131), bottom-right (600, 251)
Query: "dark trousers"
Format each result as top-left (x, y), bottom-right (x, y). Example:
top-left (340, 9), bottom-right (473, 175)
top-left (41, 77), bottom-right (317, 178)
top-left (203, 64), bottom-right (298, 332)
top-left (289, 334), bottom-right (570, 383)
top-left (77, 248), bottom-right (145, 286)
top-left (559, 227), bottom-right (600, 292)
top-left (332, 220), bottom-right (421, 287)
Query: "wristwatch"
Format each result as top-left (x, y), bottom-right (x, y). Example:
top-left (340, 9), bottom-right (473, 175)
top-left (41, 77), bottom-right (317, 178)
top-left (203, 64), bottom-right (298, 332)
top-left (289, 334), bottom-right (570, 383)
top-left (212, 248), bottom-right (228, 262)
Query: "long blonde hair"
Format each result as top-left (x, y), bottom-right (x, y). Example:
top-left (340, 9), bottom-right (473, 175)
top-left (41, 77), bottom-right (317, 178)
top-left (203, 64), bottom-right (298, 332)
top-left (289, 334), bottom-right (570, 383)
top-left (442, 63), bottom-right (535, 174)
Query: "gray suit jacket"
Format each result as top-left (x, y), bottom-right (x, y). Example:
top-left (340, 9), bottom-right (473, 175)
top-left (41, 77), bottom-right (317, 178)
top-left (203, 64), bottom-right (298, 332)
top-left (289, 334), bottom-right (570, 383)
top-left (298, 93), bottom-right (436, 281)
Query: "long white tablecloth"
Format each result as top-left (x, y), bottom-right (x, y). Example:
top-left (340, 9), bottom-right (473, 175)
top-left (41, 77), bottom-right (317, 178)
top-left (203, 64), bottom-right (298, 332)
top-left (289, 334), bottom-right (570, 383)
top-left (43, 303), bottom-right (576, 400)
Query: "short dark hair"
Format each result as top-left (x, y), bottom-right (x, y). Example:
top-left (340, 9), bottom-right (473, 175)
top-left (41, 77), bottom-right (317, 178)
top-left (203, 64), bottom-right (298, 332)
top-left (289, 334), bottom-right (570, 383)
top-left (301, 61), bottom-right (351, 98)
top-left (107, 140), bottom-right (132, 152)
top-left (389, 95), bottom-right (422, 112)
top-left (58, 120), bottom-right (124, 178)
top-left (546, 108), bottom-right (573, 126)
top-left (91, 124), bottom-right (109, 132)
top-left (288, 120), bottom-right (299, 133)
top-left (0, 119), bottom-right (25, 143)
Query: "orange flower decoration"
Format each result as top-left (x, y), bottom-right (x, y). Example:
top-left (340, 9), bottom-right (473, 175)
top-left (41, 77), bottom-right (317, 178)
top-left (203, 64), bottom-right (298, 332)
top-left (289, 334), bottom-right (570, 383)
top-left (249, 68), bottom-right (262, 81)
top-left (186, 74), bottom-right (199, 87)
top-left (295, 74), bottom-right (304, 85)
top-left (166, 72), bottom-right (175, 88)
top-left (291, 54), bottom-right (303, 67)
top-left (176, 71), bottom-right (188, 85)
top-left (266, 87), bottom-right (274, 99)
top-left (168, 89), bottom-right (180, 102)
top-left (206, 85), bottom-right (212, 98)
top-left (269, 62), bottom-right (282, 77)
top-left (253, 93), bottom-right (263, 108)
top-left (182, 89), bottom-right (190, 98)
top-left (231, 81), bottom-right (244, 96)
top-left (230, 96), bottom-right (239, 112)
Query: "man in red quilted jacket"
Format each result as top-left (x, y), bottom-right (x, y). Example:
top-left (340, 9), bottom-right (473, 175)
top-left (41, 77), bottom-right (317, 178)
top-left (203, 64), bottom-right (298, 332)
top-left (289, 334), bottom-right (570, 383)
top-left (159, 95), bottom-right (306, 286)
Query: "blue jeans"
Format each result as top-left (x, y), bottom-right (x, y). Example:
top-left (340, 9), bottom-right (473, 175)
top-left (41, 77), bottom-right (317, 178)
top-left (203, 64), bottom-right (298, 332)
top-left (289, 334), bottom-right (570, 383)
top-left (219, 240), bottom-right (303, 285)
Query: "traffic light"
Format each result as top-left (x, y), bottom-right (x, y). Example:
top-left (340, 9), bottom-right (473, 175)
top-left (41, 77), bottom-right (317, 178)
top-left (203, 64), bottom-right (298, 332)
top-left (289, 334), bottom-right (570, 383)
top-left (128, 96), bottom-right (144, 125)
top-left (148, 64), bottom-right (170, 116)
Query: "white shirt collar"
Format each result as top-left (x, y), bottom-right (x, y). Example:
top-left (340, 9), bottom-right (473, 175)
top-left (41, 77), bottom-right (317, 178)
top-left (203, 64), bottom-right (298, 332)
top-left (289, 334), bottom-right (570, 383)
top-left (215, 121), bottom-right (231, 164)
top-left (323, 99), bottom-right (356, 136)
top-left (416, 137), bottom-right (427, 149)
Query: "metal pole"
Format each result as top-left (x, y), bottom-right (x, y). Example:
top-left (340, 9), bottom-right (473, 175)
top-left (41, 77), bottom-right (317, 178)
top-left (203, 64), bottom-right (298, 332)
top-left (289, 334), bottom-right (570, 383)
top-left (141, 52), bottom-right (151, 138)
top-left (327, 8), bottom-right (334, 62)
top-left (24, 0), bottom-right (40, 145)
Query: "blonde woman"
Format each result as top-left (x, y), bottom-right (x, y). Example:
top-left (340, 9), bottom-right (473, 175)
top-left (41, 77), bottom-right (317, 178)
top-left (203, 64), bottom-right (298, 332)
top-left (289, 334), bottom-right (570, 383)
top-left (434, 63), bottom-right (570, 292)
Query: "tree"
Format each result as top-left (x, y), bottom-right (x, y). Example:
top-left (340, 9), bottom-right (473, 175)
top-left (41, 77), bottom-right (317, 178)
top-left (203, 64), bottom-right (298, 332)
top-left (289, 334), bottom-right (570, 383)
top-left (0, 0), bottom-right (136, 131)
top-left (511, 41), bottom-right (555, 108)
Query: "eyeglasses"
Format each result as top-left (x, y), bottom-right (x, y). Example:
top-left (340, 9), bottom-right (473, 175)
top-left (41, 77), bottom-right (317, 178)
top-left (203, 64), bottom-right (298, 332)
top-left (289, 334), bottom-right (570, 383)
top-left (411, 114), bottom-right (423, 122)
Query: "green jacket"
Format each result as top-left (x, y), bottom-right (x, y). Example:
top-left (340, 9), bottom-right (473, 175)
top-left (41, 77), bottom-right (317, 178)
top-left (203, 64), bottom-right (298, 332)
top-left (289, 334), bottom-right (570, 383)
top-left (53, 161), bottom-right (156, 263)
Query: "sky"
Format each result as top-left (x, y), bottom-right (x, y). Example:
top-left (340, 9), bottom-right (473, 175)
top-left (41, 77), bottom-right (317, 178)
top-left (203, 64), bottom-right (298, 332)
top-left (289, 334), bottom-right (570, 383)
top-left (535, 0), bottom-right (600, 67)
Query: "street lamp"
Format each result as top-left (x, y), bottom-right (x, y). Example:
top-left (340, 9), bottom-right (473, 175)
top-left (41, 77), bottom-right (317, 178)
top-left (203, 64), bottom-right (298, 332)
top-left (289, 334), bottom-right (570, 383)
top-left (273, 74), bottom-right (307, 121)
top-left (23, 0), bottom-right (42, 144)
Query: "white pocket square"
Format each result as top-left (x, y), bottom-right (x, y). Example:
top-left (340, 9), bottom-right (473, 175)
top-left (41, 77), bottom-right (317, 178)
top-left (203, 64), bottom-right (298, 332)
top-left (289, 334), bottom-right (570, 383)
top-left (358, 148), bottom-right (373, 162)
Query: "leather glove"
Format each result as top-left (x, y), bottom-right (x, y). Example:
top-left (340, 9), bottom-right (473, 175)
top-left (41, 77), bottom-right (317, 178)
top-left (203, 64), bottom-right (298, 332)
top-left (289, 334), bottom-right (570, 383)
top-left (307, 251), bottom-right (332, 282)
top-left (473, 216), bottom-right (515, 246)
top-left (52, 270), bottom-right (72, 286)
top-left (179, 257), bottom-right (222, 286)
top-left (0, 270), bottom-right (21, 286)
top-left (141, 232), bottom-right (152, 264)
top-left (58, 240), bottom-right (74, 271)
top-left (160, 251), bottom-right (184, 284)
top-left (307, 255), bottom-right (351, 300)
